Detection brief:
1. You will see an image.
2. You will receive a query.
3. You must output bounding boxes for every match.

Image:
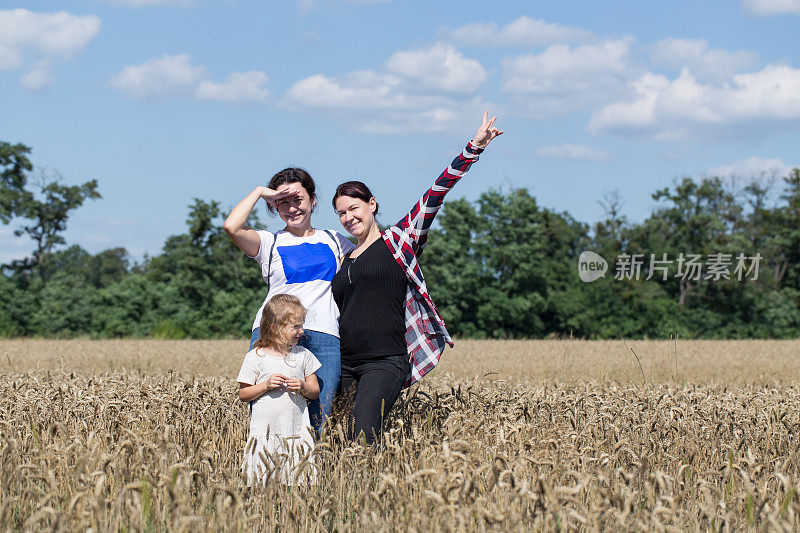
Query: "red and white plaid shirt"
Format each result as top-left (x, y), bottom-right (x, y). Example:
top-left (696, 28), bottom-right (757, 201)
top-left (381, 141), bottom-right (484, 387)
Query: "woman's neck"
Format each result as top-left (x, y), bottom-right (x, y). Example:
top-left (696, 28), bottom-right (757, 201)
top-left (357, 224), bottom-right (382, 248)
top-left (283, 224), bottom-right (315, 238)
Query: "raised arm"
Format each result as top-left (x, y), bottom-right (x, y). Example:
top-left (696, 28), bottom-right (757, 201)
top-left (393, 112), bottom-right (503, 255)
top-left (224, 183), bottom-right (303, 256)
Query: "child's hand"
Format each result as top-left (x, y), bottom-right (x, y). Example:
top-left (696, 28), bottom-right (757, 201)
top-left (266, 374), bottom-right (288, 391)
top-left (284, 377), bottom-right (304, 393)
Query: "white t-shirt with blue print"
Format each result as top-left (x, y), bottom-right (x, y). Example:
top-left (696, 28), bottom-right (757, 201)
top-left (249, 229), bottom-right (355, 337)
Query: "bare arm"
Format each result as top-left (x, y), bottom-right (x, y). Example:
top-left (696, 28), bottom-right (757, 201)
top-left (238, 373), bottom-right (288, 402)
top-left (224, 188), bottom-right (264, 257)
top-left (224, 183), bottom-right (304, 257)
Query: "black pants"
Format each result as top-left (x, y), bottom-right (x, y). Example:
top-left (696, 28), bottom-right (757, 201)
top-left (340, 354), bottom-right (410, 444)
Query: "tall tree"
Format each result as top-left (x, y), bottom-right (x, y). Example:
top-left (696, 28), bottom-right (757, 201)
top-left (143, 198), bottom-right (266, 337)
top-left (0, 142), bottom-right (33, 223)
top-left (632, 176), bottom-right (743, 308)
top-left (772, 169), bottom-right (800, 288)
top-left (13, 171), bottom-right (101, 280)
top-left (0, 141), bottom-right (101, 281)
top-left (423, 188), bottom-right (588, 338)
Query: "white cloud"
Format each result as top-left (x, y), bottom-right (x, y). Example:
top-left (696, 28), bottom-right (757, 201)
top-left (286, 71), bottom-right (413, 109)
top-left (534, 144), bottom-right (613, 161)
top-left (109, 54), bottom-right (206, 98)
top-left (109, 54), bottom-right (270, 104)
top-left (446, 16), bottom-right (593, 48)
top-left (650, 38), bottom-right (759, 83)
top-left (20, 69), bottom-right (55, 92)
top-left (284, 43), bottom-right (489, 134)
top-left (743, 0), bottom-right (800, 15)
top-left (197, 71), bottom-right (271, 103)
top-left (0, 9), bottom-right (101, 69)
top-left (384, 43), bottom-right (486, 94)
top-left (706, 157), bottom-right (795, 179)
top-left (357, 103), bottom-right (481, 135)
top-left (589, 65), bottom-right (800, 139)
top-left (502, 38), bottom-right (637, 115)
top-left (0, 9), bottom-right (100, 87)
top-left (285, 71), bottom-right (486, 134)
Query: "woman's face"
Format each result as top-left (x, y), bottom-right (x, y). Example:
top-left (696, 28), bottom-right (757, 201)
top-left (274, 183), bottom-right (315, 229)
top-left (335, 195), bottom-right (377, 239)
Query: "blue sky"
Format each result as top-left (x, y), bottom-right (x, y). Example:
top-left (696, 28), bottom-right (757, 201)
top-left (2, 0), bottom-right (800, 262)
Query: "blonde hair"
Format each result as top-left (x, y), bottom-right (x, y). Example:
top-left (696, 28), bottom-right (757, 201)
top-left (254, 294), bottom-right (306, 354)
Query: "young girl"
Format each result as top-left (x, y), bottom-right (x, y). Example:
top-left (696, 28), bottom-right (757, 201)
top-left (237, 294), bottom-right (321, 485)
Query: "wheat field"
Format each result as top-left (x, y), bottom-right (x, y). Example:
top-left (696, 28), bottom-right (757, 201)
top-left (2, 339), bottom-right (799, 531)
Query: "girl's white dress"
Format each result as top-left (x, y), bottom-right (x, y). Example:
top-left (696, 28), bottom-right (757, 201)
top-left (237, 345), bottom-right (322, 485)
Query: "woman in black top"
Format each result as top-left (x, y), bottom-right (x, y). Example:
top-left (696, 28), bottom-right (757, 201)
top-left (331, 112), bottom-right (503, 444)
top-left (331, 193), bottom-right (411, 443)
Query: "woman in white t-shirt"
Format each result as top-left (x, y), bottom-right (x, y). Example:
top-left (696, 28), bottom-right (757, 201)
top-left (224, 167), bottom-right (354, 431)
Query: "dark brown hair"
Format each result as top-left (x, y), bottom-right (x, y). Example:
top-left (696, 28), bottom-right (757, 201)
top-left (332, 181), bottom-right (379, 215)
top-left (254, 294), bottom-right (306, 354)
top-left (265, 167), bottom-right (317, 215)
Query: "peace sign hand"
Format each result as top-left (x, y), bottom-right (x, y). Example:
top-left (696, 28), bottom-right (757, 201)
top-left (471, 111), bottom-right (503, 149)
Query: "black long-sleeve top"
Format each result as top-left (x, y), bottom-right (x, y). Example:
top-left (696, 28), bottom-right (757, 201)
top-left (331, 238), bottom-right (408, 359)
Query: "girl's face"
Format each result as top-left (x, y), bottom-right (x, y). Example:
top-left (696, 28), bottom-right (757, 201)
top-left (280, 318), bottom-right (304, 346)
top-left (335, 195), bottom-right (377, 240)
top-left (274, 184), bottom-right (315, 230)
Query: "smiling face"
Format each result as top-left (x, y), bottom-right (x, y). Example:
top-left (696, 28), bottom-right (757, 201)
top-left (274, 184), bottom-right (315, 230)
top-left (335, 195), bottom-right (378, 240)
top-left (279, 317), bottom-right (305, 346)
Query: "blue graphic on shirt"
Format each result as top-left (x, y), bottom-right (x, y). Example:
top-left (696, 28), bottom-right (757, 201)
top-left (278, 242), bottom-right (336, 284)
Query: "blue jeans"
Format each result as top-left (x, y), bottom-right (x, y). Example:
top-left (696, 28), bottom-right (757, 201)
top-left (249, 328), bottom-right (341, 432)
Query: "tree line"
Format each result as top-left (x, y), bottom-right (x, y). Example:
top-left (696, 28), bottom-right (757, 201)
top-left (2, 141), bottom-right (799, 339)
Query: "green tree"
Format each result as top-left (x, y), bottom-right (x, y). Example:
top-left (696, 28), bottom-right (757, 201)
top-left (629, 177), bottom-right (744, 310)
top-left (41, 245), bottom-right (129, 288)
top-left (143, 198), bottom-right (266, 337)
top-left (88, 248), bottom-right (129, 288)
top-left (771, 169), bottom-right (800, 288)
top-left (0, 142), bottom-right (33, 223)
top-left (423, 188), bottom-right (589, 338)
top-left (1, 142), bottom-right (101, 281)
top-left (14, 172), bottom-right (101, 280)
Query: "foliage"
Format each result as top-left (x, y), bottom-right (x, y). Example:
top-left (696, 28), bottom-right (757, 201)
top-left (0, 142), bottom-right (33, 224)
top-left (424, 173), bottom-right (800, 339)
top-left (423, 189), bottom-right (588, 338)
top-left (1, 138), bottom-right (800, 339)
top-left (1, 142), bottom-right (100, 281)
